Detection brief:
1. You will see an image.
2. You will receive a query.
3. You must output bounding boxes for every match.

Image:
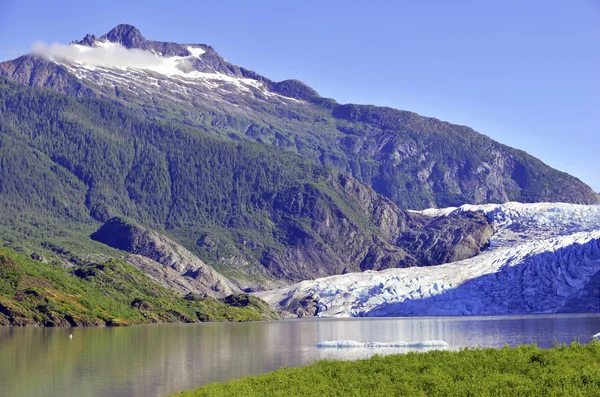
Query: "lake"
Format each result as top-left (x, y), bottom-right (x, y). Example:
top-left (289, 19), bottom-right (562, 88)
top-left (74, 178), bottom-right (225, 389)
top-left (1, 314), bottom-right (600, 397)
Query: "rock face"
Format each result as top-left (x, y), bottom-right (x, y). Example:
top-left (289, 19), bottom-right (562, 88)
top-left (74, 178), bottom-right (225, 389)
top-left (259, 173), bottom-right (495, 283)
top-left (0, 55), bottom-right (93, 97)
top-left (396, 211), bottom-right (494, 266)
top-left (1, 24), bottom-right (597, 210)
top-left (73, 24), bottom-right (199, 57)
top-left (90, 218), bottom-right (240, 298)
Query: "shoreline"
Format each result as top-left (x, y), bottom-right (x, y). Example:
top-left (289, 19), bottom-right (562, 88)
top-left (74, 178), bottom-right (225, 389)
top-left (173, 340), bottom-right (600, 396)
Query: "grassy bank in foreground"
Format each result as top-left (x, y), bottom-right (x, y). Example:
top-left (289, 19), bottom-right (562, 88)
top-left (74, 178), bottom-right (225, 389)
top-left (175, 340), bottom-right (600, 396)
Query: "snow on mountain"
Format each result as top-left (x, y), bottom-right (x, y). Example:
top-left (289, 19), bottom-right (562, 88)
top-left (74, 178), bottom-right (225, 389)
top-left (256, 202), bottom-right (600, 317)
top-left (186, 46), bottom-right (206, 58)
top-left (31, 39), bottom-right (292, 105)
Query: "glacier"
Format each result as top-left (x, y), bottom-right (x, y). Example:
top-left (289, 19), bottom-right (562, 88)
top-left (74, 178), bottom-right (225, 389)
top-left (255, 202), bottom-right (600, 317)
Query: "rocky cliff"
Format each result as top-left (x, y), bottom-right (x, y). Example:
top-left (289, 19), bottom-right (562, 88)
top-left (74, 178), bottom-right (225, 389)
top-left (258, 173), bottom-right (495, 283)
top-left (90, 217), bottom-right (240, 298)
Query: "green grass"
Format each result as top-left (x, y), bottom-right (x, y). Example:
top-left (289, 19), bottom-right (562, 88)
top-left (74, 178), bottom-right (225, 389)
top-left (0, 247), bottom-right (279, 326)
top-left (174, 340), bottom-right (600, 397)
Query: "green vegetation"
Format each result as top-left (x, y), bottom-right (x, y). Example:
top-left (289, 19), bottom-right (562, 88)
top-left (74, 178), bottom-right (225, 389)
top-left (175, 340), bottom-right (600, 396)
top-left (69, 68), bottom-right (599, 210)
top-left (0, 247), bottom-right (278, 326)
top-left (0, 76), bottom-right (319, 229)
top-left (0, 76), bottom-right (407, 283)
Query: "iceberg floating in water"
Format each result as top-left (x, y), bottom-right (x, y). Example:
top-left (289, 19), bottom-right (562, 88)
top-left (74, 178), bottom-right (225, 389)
top-left (317, 340), bottom-right (449, 348)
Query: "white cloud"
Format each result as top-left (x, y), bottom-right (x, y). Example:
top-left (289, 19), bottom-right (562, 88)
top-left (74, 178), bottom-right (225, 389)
top-left (31, 41), bottom-right (190, 73)
top-left (27, 40), bottom-right (259, 91)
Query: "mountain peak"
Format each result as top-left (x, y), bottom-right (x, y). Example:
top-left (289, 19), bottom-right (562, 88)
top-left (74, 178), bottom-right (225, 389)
top-left (99, 24), bottom-right (146, 49)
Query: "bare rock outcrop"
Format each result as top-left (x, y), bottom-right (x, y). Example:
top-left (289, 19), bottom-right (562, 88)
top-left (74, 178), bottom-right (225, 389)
top-left (91, 218), bottom-right (240, 297)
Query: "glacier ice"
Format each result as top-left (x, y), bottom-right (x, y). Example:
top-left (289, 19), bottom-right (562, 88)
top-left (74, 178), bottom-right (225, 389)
top-left (256, 202), bottom-right (600, 317)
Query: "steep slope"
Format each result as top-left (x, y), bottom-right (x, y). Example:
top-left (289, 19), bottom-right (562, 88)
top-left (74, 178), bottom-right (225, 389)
top-left (90, 217), bottom-right (240, 298)
top-left (1, 24), bottom-right (596, 209)
top-left (0, 77), bottom-right (493, 289)
top-left (257, 203), bottom-right (600, 317)
top-left (0, 248), bottom-right (278, 326)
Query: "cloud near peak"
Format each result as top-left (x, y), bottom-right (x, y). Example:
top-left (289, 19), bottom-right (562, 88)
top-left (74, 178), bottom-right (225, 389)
top-left (31, 41), bottom-right (175, 70)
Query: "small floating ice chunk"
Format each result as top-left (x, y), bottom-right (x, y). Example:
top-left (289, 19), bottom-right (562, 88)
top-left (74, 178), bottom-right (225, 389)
top-left (316, 340), bottom-right (449, 348)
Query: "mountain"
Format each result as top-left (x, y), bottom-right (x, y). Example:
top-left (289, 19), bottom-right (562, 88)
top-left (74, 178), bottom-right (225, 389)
top-left (257, 203), bottom-right (600, 317)
top-left (0, 76), bottom-right (494, 291)
top-left (1, 25), bottom-right (599, 322)
top-left (1, 24), bottom-right (597, 210)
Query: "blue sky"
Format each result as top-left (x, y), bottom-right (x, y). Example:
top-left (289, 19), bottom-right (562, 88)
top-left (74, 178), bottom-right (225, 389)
top-left (1, 0), bottom-right (598, 190)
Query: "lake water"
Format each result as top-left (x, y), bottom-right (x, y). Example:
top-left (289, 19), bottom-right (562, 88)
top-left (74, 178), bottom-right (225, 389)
top-left (1, 314), bottom-right (600, 397)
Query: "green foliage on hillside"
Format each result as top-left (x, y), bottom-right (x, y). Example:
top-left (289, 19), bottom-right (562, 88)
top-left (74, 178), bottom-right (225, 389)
top-left (0, 76), bottom-right (319, 228)
top-left (0, 78), bottom-right (296, 227)
top-left (0, 247), bottom-right (278, 326)
top-left (59, 70), bottom-right (597, 210)
top-left (0, 76), bottom-right (390, 281)
top-left (175, 340), bottom-right (600, 396)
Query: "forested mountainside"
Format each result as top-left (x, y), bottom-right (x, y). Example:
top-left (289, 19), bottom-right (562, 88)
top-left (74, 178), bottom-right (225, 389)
top-left (1, 24), bottom-right (597, 210)
top-left (0, 77), bottom-right (493, 289)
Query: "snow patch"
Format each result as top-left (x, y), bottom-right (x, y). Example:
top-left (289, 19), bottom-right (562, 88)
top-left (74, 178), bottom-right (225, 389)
top-left (187, 46), bottom-right (206, 58)
top-left (33, 39), bottom-right (302, 106)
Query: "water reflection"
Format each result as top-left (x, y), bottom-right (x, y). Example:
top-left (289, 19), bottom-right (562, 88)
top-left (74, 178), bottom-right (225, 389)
top-left (1, 314), bottom-right (599, 397)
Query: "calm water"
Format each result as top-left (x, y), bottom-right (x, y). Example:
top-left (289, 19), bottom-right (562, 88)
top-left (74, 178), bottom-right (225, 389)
top-left (1, 314), bottom-right (600, 397)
